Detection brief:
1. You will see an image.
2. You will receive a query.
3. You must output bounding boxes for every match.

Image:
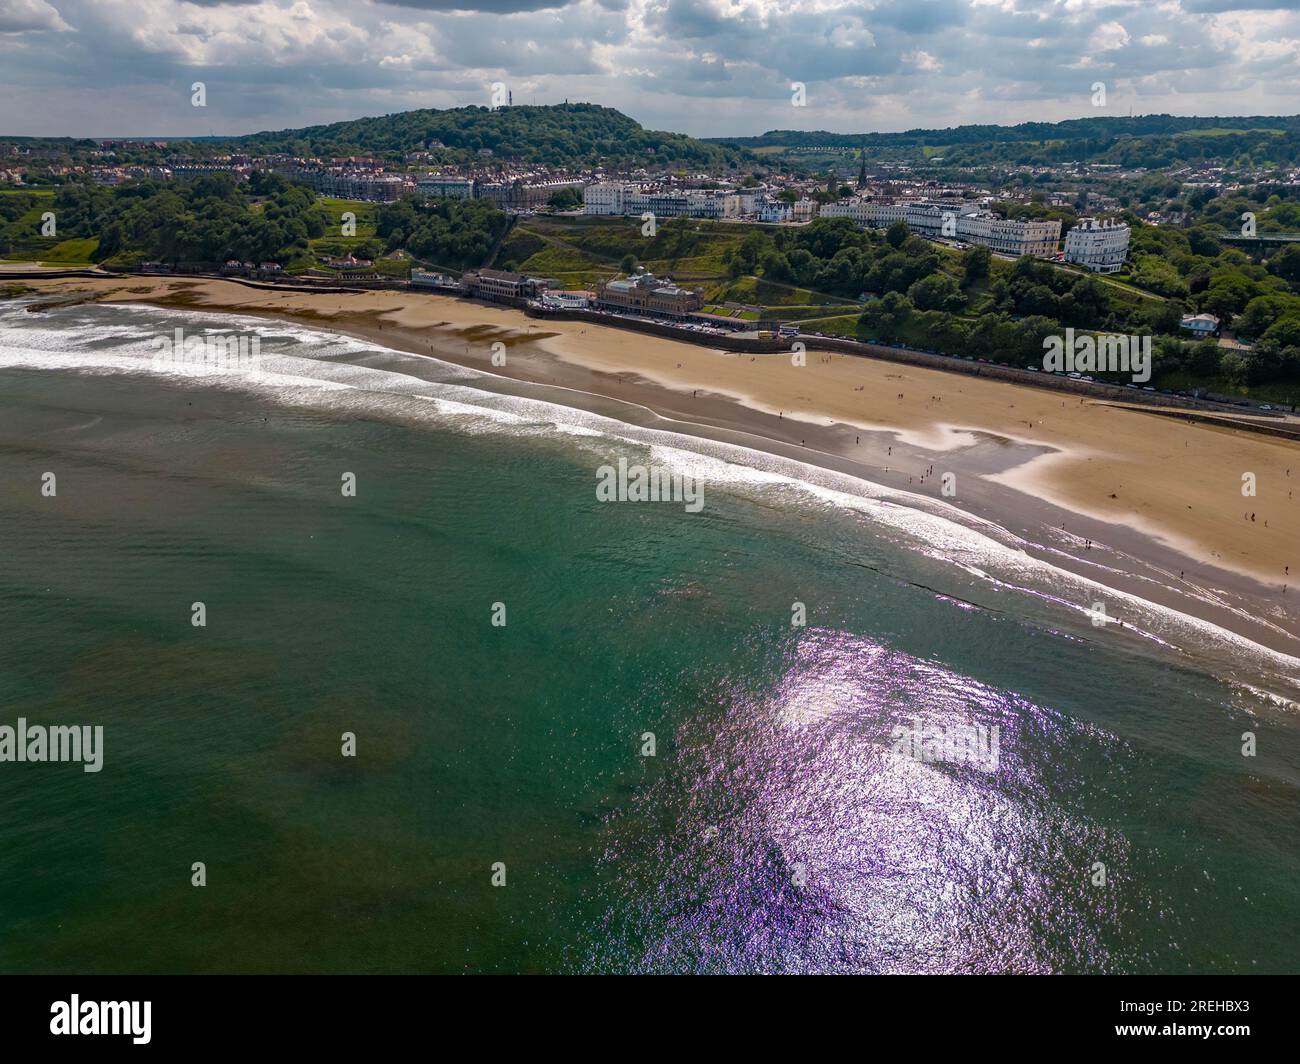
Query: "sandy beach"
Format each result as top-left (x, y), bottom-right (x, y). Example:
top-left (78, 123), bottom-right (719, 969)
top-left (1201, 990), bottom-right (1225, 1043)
top-left (13, 274), bottom-right (1300, 659)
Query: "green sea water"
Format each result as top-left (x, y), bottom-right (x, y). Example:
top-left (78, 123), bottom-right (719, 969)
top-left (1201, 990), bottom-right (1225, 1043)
top-left (0, 300), bottom-right (1298, 973)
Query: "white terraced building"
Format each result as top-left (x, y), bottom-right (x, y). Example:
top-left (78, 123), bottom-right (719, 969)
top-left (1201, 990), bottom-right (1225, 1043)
top-left (821, 200), bottom-right (967, 235)
top-left (582, 182), bottom-right (738, 219)
top-left (959, 211), bottom-right (1060, 258)
top-left (819, 199), bottom-right (903, 226)
top-left (821, 199), bottom-right (1061, 258)
top-left (1063, 218), bottom-right (1131, 273)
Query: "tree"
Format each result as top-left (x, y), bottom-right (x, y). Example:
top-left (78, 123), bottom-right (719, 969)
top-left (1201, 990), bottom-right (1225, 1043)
top-left (962, 243), bottom-right (991, 286)
top-left (786, 248), bottom-right (816, 286)
top-left (547, 186), bottom-right (581, 210)
top-left (907, 273), bottom-right (966, 312)
top-left (1219, 348), bottom-right (1255, 386)
top-left (858, 291), bottom-right (912, 341)
top-left (1236, 294), bottom-right (1300, 338)
top-left (1131, 255), bottom-right (1188, 298)
top-left (1271, 244), bottom-right (1300, 285)
top-left (1188, 339), bottom-right (1222, 376)
top-left (760, 250), bottom-right (793, 282)
top-left (1260, 315), bottom-right (1300, 350)
top-left (1201, 273), bottom-right (1258, 322)
top-left (727, 230), bottom-right (767, 278)
top-left (885, 221), bottom-right (910, 249)
top-left (1186, 227), bottom-right (1222, 257)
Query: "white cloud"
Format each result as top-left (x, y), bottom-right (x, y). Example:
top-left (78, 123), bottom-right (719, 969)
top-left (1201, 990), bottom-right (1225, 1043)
top-left (1089, 19), bottom-right (1131, 51)
top-left (0, 0), bottom-right (70, 33)
top-left (0, 0), bottom-right (1296, 136)
top-left (905, 49), bottom-right (942, 71)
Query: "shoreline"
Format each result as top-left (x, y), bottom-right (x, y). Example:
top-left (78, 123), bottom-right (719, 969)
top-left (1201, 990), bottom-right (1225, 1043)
top-left (9, 274), bottom-right (1300, 665)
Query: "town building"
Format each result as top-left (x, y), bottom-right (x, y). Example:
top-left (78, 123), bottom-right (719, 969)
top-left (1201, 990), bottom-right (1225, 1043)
top-left (415, 175), bottom-right (475, 200)
top-left (821, 199), bottom-right (1060, 258)
top-left (410, 269), bottom-right (458, 288)
top-left (583, 182), bottom-right (628, 215)
top-left (274, 164), bottom-right (409, 202)
top-left (757, 200), bottom-right (793, 223)
top-left (957, 211), bottom-right (1060, 258)
top-left (462, 269), bottom-right (550, 303)
top-left (540, 290), bottom-right (593, 310)
top-left (1063, 218), bottom-right (1131, 273)
top-left (594, 272), bottom-right (703, 318)
top-left (583, 182), bottom-right (737, 221)
top-left (1180, 313), bottom-right (1220, 337)
top-left (477, 178), bottom-right (583, 211)
top-left (820, 199), bottom-right (897, 226)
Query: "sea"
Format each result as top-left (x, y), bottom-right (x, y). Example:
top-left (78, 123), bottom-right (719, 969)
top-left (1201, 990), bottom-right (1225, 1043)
top-left (1, 297), bottom-right (1298, 974)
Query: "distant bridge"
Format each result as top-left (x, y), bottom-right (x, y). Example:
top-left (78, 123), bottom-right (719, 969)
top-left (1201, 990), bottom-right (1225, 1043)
top-left (1216, 230), bottom-right (1300, 244)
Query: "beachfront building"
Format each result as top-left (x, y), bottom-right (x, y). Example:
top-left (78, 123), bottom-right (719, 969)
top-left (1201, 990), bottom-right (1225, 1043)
top-left (540, 290), bottom-right (592, 310)
top-left (411, 269), bottom-right (458, 289)
top-left (594, 272), bottom-right (704, 318)
top-left (220, 260), bottom-right (284, 280)
top-left (1063, 218), bottom-right (1131, 273)
top-left (462, 269), bottom-right (551, 303)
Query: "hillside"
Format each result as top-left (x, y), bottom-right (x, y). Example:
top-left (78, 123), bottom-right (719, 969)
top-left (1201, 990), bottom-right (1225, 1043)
top-left (711, 114), bottom-right (1300, 168)
top-left (224, 103), bottom-right (752, 170)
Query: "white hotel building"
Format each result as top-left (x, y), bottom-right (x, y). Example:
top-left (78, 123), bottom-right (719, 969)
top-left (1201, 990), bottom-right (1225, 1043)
top-left (1063, 218), bottom-right (1130, 273)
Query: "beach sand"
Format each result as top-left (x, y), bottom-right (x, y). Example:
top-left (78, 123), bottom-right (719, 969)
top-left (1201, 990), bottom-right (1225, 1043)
top-left (15, 274), bottom-right (1300, 659)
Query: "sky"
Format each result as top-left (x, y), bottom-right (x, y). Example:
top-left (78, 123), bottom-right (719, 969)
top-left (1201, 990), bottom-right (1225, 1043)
top-left (0, 0), bottom-right (1299, 139)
